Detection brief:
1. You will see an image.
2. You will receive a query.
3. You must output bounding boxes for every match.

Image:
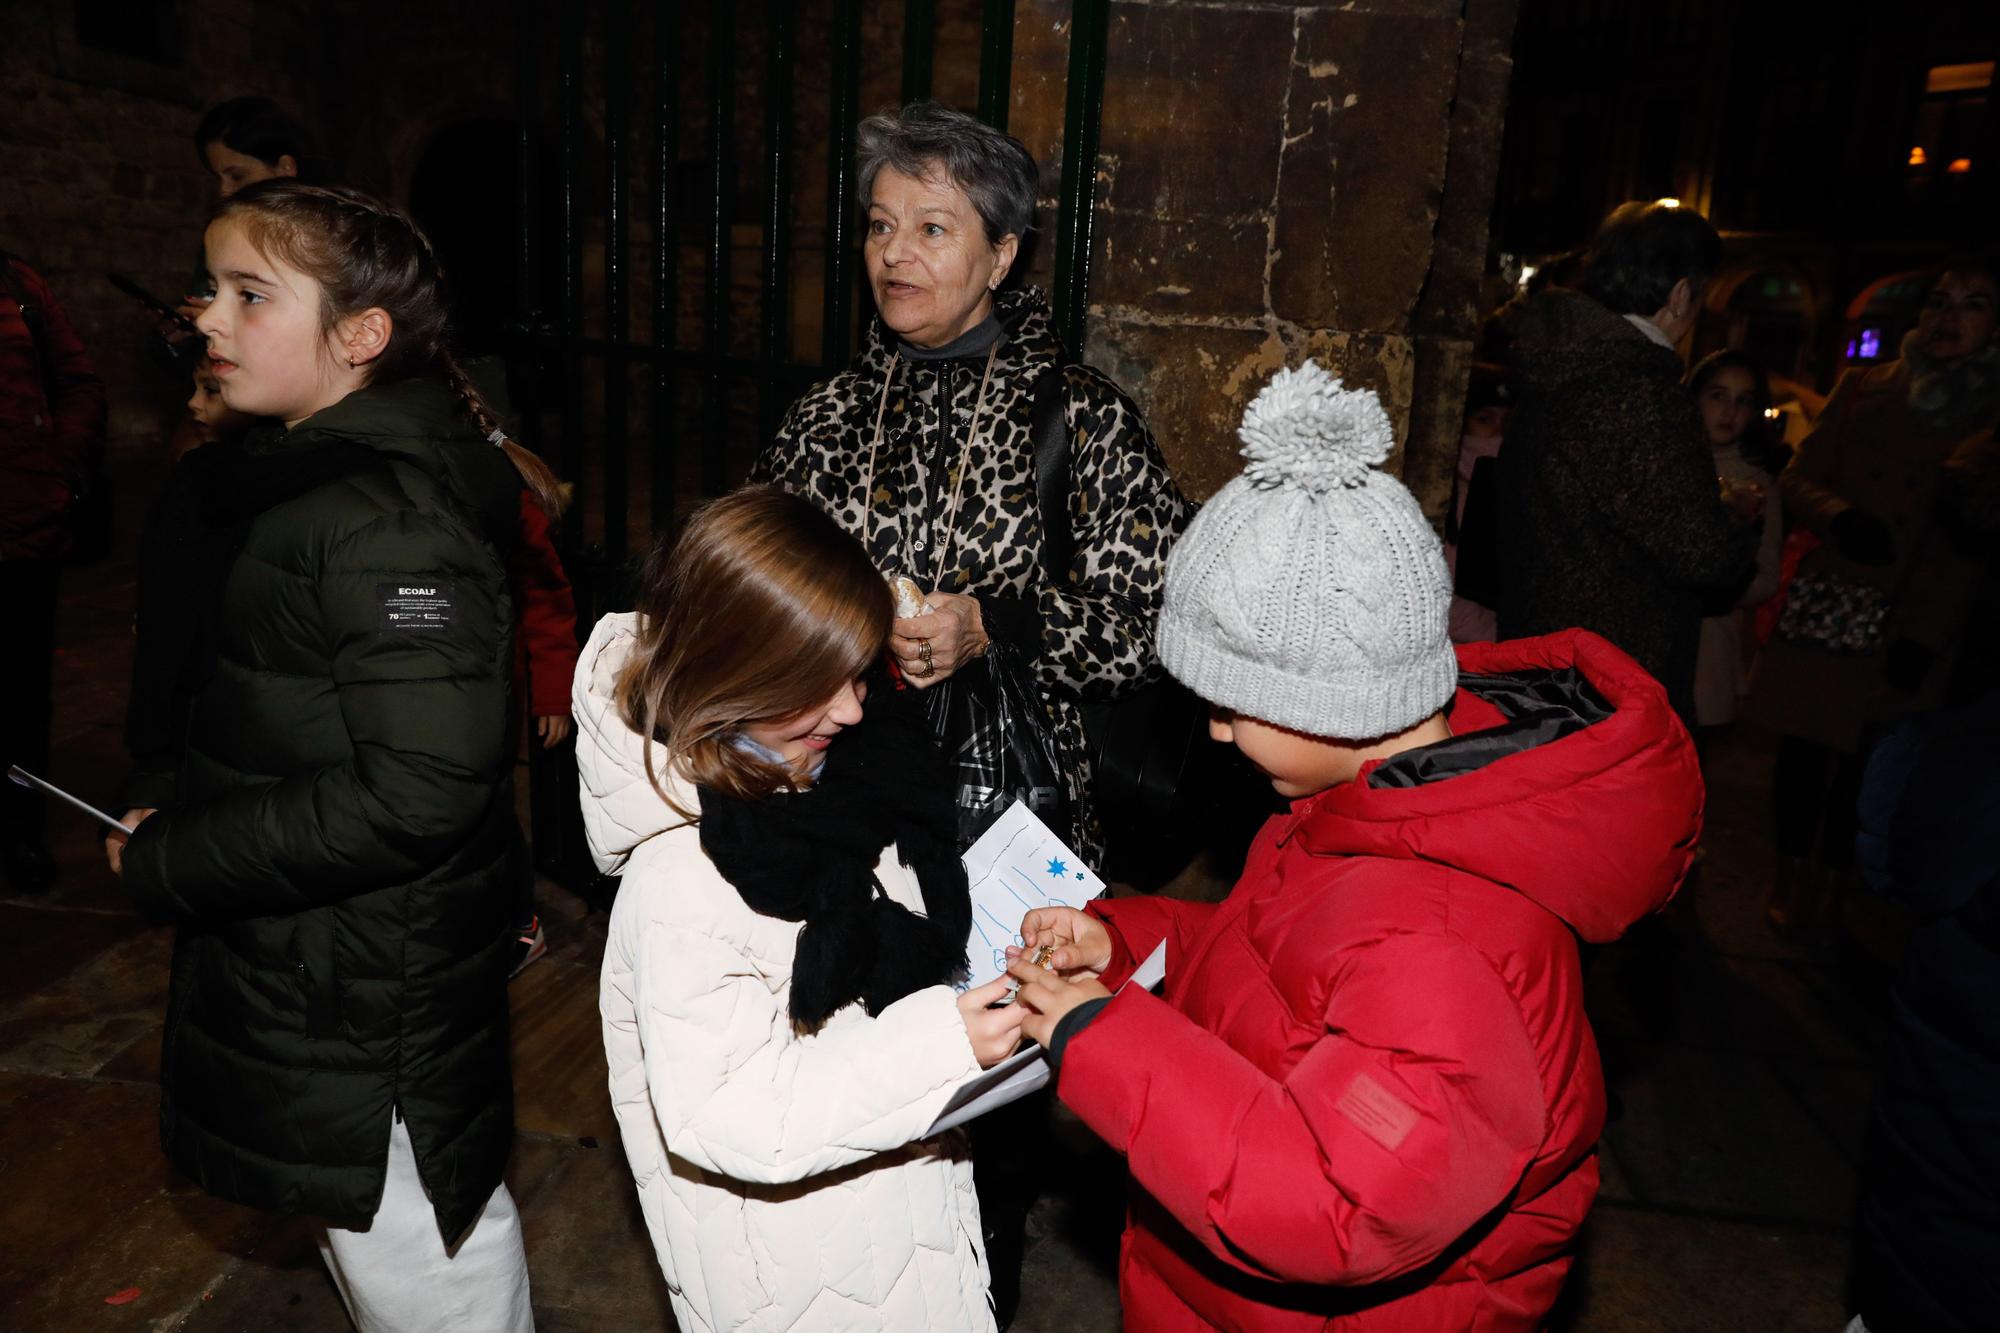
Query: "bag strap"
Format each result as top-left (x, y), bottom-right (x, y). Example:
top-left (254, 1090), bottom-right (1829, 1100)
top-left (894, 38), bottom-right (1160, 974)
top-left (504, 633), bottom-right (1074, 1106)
top-left (0, 251), bottom-right (59, 412)
top-left (1030, 365), bottom-right (1074, 584)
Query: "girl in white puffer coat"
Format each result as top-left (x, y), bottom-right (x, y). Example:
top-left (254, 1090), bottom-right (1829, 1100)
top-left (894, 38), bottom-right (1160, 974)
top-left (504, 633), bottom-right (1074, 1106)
top-left (578, 487), bottom-right (1024, 1332)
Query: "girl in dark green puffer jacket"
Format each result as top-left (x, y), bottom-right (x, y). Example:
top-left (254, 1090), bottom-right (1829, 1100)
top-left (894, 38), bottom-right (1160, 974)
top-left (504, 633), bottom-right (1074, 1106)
top-left (113, 181), bottom-right (560, 1333)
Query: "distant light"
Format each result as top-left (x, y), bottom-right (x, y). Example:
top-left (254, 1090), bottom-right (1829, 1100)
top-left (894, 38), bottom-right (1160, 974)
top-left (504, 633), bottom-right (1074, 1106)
top-left (1948, 158), bottom-right (1973, 174)
top-left (1926, 61), bottom-right (1994, 94)
top-left (1909, 146), bottom-right (1928, 166)
top-left (1859, 328), bottom-right (1882, 360)
top-left (1763, 408), bottom-right (1781, 419)
top-left (1656, 197), bottom-right (1682, 209)
top-left (1517, 263), bottom-right (1539, 288)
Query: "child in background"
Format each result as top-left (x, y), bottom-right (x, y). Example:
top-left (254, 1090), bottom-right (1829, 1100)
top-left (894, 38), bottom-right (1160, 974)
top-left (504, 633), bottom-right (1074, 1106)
top-left (1008, 362), bottom-right (1703, 1330)
top-left (182, 356), bottom-right (249, 450)
top-left (1687, 350), bottom-right (1783, 733)
top-left (508, 484), bottom-right (578, 974)
top-left (113, 356), bottom-right (253, 823)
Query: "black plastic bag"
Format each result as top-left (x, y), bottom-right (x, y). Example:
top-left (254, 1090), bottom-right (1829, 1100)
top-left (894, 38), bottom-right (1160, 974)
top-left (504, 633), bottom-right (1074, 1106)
top-left (921, 641), bottom-right (1071, 852)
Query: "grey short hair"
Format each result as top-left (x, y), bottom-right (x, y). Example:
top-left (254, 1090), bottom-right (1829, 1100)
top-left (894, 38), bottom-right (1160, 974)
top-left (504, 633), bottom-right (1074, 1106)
top-left (856, 102), bottom-right (1039, 245)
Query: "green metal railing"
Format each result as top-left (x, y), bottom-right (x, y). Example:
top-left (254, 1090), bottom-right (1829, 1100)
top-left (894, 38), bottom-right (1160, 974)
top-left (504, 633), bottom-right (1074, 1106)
top-left (511, 0), bottom-right (1110, 570)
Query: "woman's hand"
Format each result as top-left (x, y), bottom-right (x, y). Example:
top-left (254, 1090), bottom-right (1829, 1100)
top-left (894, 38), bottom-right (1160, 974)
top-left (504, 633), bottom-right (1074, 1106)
top-left (957, 977), bottom-right (1027, 1067)
top-left (105, 807), bottom-right (156, 877)
top-left (1010, 905), bottom-right (1113, 978)
top-left (535, 715), bottom-right (573, 748)
top-left (890, 591), bottom-right (988, 689)
top-left (1006, 958), bottom-right (1112, 1047)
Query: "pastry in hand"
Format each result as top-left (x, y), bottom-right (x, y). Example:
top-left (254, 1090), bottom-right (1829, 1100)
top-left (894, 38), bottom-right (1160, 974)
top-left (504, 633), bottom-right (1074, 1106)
top-left (886, 573), bottom-right (932, 619)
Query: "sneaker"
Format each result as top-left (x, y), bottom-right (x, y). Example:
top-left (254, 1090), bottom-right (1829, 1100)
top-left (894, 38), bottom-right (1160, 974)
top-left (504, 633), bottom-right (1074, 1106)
top-left (509, 915), bottom-right (547, 978)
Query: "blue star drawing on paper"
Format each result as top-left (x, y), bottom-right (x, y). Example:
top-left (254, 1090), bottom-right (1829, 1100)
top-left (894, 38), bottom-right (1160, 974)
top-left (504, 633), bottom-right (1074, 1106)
top-left (1045, 857), bottom-right (1068, 877)
top-left (1075, 871), bottom-right (1086, 881)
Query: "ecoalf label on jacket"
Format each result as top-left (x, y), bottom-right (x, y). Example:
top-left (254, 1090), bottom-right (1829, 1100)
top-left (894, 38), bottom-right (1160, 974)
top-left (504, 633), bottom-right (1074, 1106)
top-left (376, 582), bottom-right (458, 633)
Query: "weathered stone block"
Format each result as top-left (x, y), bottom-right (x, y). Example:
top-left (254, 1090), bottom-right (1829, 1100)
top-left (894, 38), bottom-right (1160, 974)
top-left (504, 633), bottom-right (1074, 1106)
top-left (1093, 211), bottom-right (1268, 320)
top-left (1288, 327), bottom-right (1417, 461)
top-left (1096, 2), bottom-right (1291, 222)
top-left (1288, 0), bottom-right (1462, 15)
top-left (1403, 334), bottom-right (1476, 523)
top-left (1462, 0), bottom-right (1524, 61)
top-left (1416, 49), bottom-right (1515, 339)
top-left (1084, 318), bottom-right (1414, 505)
top-left (1084, 319), bottom-right (1288, 503)
top-left (1271, 9), bottom-right (1459, 332)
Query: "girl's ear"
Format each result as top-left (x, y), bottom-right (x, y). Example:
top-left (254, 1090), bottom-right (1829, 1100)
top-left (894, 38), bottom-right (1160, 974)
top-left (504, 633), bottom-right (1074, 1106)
top-left (276, 154), bottom-right (300, 179)
top-left (338, 308), bottom-right (394, 369)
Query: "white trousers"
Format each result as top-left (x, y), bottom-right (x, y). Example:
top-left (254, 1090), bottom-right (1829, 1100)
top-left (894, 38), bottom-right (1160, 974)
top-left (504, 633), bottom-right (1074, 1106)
top-left (316, 1114), bottom-right (534, 1333)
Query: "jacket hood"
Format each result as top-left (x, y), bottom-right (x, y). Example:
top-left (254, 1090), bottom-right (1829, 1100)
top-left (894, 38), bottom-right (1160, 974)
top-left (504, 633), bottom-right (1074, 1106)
top-left (1503, 288), bottom-right (1681, 394)
top-left (573, 612), bottom-right (695, 873)
top-left (1295, 629), bottom-right (1701, 942)
top-left (280, 374), bottom-right (523, 548)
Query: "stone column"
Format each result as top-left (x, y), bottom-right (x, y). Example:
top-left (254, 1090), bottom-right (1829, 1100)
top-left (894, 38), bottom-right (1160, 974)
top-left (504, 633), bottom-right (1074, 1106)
top-left (1013, 0), bottom-right (1519, 516)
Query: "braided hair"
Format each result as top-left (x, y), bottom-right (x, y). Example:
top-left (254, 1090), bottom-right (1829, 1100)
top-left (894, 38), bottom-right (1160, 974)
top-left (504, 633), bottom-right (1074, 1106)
top-left (211, 180), bottom-right (564, 516)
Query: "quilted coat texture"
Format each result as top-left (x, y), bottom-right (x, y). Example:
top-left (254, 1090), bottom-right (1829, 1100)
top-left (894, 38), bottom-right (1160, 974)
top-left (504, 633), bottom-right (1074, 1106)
top-left (579, 614), bottom-right (997, 1333)
top-left (1497, 289), bottom-right (1756, 720)
top-left (1058, 630), bottom-right (1700, 1330)
top-left (120, 376), bottom-right (525, 1241)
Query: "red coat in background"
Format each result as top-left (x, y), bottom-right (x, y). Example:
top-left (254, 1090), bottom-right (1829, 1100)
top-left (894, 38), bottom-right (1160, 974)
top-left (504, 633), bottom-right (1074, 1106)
top-left (511, 491), bottom-right (578, 721)
top-left (1059, 630), bottom-right (1701, 1330)
top-left (0, 256), bottom-right (106, 561)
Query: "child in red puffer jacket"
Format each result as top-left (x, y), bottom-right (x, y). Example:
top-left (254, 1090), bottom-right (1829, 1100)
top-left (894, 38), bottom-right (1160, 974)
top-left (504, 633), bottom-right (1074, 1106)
top-left (1009, 362), bottom-right (1703, 1331)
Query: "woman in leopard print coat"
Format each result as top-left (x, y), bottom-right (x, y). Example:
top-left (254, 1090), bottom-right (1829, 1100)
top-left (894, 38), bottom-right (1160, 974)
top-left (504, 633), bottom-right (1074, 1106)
top-left (751, 105), bottom-right (1188, 864)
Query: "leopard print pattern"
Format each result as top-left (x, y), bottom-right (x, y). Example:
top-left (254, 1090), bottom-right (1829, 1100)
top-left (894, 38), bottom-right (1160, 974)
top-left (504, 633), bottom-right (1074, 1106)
top-left (752, 286), bottom-right (1192, 859)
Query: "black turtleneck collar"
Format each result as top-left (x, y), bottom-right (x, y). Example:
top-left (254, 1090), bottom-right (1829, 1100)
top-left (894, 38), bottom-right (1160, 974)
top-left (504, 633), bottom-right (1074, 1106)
top-left (897, 310), bottom-right (1004, 363)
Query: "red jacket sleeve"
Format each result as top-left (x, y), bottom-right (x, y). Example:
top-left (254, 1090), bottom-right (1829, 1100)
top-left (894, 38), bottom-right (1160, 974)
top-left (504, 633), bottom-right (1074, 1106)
top-left (510, 492), bottom-right (580, 718)
top-left (1055, 930), bottom-right (1548, 1287)
top-left (11, 261), bottom-right (106, 480)
top-left (1088, 894), bottom-right (1219, 990)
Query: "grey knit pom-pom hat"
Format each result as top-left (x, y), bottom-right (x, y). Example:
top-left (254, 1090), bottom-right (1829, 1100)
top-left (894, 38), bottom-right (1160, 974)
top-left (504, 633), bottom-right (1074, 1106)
top-left (1157, 359), bottom-right (1457, 740)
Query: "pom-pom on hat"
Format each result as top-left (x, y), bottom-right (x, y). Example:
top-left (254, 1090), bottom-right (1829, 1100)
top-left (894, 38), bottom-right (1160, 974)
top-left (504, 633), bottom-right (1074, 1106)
top-left (1157, 360), bottom-right (1457, 741)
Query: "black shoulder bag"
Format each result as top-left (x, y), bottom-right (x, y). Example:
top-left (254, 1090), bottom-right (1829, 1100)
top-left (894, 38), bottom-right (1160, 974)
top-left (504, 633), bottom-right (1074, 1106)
top-left (1030, 367), bottom-right (1211, 884)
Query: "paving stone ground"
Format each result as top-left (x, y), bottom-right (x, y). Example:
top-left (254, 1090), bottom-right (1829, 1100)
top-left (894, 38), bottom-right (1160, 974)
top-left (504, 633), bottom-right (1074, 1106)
top-left (0, 448), bottom-right (1894, 1330)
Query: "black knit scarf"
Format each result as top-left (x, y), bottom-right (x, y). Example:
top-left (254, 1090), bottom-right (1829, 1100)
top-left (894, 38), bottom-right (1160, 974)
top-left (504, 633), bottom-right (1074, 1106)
top-left (697, 681), bottom-right (971, 1032)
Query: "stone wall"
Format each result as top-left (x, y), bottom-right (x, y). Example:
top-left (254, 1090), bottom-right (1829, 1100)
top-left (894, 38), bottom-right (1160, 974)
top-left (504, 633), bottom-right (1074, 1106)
top-left (1012, 0), bottom-right (1519, 516)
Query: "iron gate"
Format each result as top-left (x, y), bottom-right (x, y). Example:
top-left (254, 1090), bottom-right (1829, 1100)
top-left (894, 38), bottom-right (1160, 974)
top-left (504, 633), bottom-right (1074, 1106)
top-left (506, 0), bottom-right (1111, 583)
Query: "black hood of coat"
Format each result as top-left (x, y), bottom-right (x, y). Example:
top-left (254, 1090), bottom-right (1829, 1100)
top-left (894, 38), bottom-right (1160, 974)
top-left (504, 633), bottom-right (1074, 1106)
top-left (284, 374), bottom-right (523, 554)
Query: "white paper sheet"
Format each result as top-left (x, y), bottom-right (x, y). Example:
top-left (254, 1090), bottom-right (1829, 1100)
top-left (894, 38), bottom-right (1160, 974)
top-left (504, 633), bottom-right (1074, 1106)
top-left (7, 765), bottom-right (131, 837)
top-left (957, 801), bottom-right (1106, 991)
top-left (925, 943), bottom-right (1167, 1136)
